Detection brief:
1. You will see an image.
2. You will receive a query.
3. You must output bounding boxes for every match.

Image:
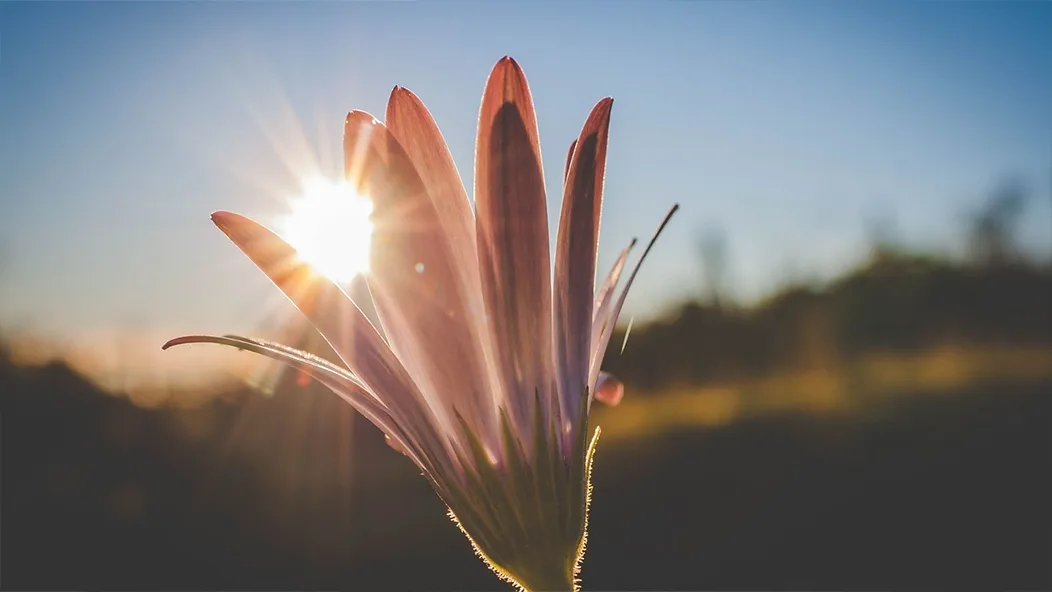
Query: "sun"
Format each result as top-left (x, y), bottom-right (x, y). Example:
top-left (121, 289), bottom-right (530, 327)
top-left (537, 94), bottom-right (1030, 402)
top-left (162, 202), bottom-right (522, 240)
top-left (280, 177), bottom-right (374, 283)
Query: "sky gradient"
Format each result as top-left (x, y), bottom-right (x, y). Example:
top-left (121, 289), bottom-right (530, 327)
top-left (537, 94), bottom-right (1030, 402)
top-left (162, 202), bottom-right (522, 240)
top-left (1, 2), bottom-right (1050, 376)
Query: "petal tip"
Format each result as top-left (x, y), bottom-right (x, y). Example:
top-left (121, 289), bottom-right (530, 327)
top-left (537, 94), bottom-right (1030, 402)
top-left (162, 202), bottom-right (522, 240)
top-left (387, 85), bottom-right (425, 119)
top-left (210, 210), bottom-right (243, 233)
top-left (345, 110), bottom-right (379, 126)
top-left (592, 96), bottom-right (615, 119)
top-left (210, 211), bottom-right (227, 228)
top-left (492, 55), bottom-right (524, 79)
top-left (162, 336), bottom-right (193, 350)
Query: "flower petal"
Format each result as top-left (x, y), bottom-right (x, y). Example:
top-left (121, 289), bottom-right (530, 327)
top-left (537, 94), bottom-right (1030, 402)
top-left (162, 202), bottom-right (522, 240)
top-left (474, 57), bottom-right (554, 436)
top-left (554, 98), bottom-right (614, 429)
top-left (588, 205), bottom-right (679, 411)
top-left (589, 238), bottom-right (636, 391)
top-left (385, 86), bottom-right (479, 290)
top-left (162, 334), bottom-right (426, 469)
top-left (345, 110), bottom-right (496, 449)
top-left (208, 211), bottom-right (454, 467)
top-left (593, 371), bottom-right (624, 406)
top-left (593, 239), bottom-right (637, 325)
top-left (384, 88), bottom-right (501, 432)
top-left (589, 238), bottom-right (636, 381)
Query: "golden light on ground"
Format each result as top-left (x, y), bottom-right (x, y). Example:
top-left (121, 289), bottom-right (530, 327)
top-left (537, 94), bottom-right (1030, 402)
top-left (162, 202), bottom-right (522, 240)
top-left (281, 177), bottom-right (373, 283)
top-left (591, 343), bottom-right (1052, 443)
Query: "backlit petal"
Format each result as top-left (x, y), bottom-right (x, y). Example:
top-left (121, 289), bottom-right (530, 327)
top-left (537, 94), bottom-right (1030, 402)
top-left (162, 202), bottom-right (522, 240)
top-left (345, 111), bottom-right (496, 449)
top-left (589, 238), bottom-right (636, 388)
top-left (554, 98), bottom-right (614, 430)
top-left (474, 56), bottom-right (553, 437)
top-left (208, 211), bottom-right (454, 468)
top-left (162, 334), bottom-right (427, 470)
top-left (588, 205), bottom-right (679, 410)
top-left (385, 87), bottom-right (483, 310)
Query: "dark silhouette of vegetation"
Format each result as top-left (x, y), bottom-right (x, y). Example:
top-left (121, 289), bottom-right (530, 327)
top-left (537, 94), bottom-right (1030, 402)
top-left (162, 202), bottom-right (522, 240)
top-left (2, 344), bottom-right (1049, 590)
top-left (605, 247), bottom-right (1052, 392)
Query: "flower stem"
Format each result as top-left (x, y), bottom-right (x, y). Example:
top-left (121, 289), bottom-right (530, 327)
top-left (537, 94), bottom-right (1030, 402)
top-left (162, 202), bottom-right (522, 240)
top-left (517, 568), bottom-right (575, 592)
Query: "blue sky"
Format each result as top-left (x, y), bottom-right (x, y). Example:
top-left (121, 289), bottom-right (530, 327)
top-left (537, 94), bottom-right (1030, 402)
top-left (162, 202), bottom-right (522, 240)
top-left (1, 1), bottom-right (1050, 348)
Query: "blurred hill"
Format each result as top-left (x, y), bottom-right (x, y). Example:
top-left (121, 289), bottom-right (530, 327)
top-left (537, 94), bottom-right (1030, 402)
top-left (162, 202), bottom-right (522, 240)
top-left (604, 253), bottom-right (1052, 392)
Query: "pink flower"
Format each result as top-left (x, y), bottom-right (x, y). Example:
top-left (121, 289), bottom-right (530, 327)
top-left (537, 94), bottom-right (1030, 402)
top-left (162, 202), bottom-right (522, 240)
top-left (166, 57), bottom-right (675, 591)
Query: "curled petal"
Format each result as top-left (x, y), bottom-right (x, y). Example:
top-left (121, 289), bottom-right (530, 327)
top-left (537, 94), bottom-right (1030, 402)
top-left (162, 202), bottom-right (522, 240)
top-left (554, 98), bottom-right (614, 430)
top-left (474, 56), bottom-right (554, 438)
top-left (162, 334), bottom-right (428, 470)
top-left (593, 371), bottom-right (624, 407)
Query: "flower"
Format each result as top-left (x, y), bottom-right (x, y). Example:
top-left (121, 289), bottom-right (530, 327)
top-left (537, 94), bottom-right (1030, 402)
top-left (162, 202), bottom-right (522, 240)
top-left (165, 56), bottom-right (676, 591)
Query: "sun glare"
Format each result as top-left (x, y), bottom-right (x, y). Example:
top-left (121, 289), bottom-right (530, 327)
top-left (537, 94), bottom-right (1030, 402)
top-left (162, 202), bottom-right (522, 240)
top-left (281, 177), bottom-right (374, 283)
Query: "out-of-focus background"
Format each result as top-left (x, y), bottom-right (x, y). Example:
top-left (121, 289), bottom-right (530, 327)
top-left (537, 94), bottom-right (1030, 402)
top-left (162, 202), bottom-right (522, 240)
top-left (2, 2), bottom-right (1050, 590)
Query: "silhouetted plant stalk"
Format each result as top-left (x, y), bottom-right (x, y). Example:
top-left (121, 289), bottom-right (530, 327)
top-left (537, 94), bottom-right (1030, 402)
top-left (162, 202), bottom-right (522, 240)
top-left (165, 57), bottom-right (676, 591)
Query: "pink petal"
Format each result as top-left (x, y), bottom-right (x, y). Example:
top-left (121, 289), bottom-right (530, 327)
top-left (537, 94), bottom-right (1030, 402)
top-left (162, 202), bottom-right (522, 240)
top-left (593, 371), bottom-right (624, 407)
top-left (345, 111), bottom-right (496, 448)
top-left (385, 87), bottom-right (498, 423)
top-left (554, 98), bottom-right (614, 427)
top-left (588, 205), bottom-right (679, 410)
top-left (385, 87), bottom-right (479, 285)
top-left (208, 211), bottom-right (454, 467)
top-left (162, 334), bottom-right (427, 470)
top-left (473, 57), bottom-right (554, 434)
top-left (590, 238), bottom-right (636, 388)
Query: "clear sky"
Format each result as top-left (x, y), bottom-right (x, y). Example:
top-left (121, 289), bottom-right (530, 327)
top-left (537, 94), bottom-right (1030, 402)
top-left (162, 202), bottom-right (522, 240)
top-left (1, 1), bottom-right (1050, 361)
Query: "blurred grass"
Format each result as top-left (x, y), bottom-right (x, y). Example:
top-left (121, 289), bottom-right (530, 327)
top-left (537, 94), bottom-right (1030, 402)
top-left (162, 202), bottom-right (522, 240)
top-left (594, 343), bottom-right (1052, 441)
